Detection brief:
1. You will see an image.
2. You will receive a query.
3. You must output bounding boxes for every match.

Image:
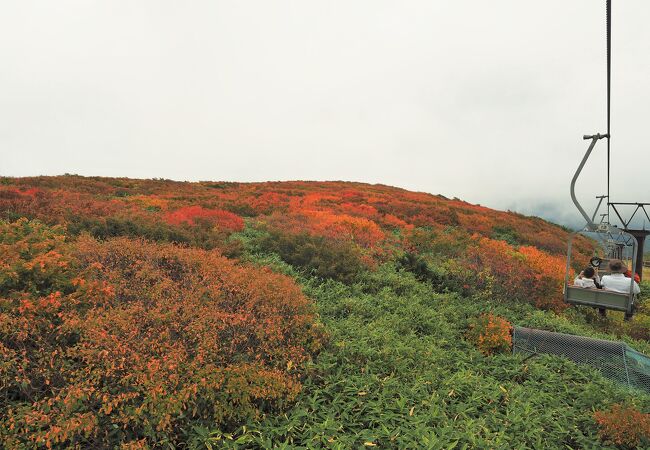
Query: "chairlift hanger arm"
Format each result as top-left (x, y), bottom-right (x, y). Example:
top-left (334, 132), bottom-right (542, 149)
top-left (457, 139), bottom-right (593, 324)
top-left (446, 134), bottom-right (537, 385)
top-left (583, 134), bottom-right (609, 140)
top-left (571, 134), bottom-right (608, 231)
top-left (590, 195), bottom-right (607, 224)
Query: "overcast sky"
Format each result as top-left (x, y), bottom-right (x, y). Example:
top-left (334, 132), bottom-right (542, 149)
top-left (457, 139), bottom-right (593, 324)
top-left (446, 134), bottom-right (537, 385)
top-left (1, 1), bottom-right (649, 228)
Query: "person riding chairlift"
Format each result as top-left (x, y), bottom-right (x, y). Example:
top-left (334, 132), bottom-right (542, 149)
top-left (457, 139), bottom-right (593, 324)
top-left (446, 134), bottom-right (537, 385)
top-left (574, 266), bottom-right (601, 289)
top-left (600, 259), bottom-right (641, 295)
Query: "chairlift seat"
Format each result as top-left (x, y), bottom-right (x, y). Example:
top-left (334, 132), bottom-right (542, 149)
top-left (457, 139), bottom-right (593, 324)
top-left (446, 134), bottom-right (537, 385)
top-left (565, 286), bottom-right (634, 313)
top-left (564, 223), bottom-right (639, 318)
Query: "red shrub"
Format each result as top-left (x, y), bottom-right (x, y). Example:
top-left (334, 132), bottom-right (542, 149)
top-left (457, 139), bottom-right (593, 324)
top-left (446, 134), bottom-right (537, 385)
top-left (594, 404), bottom-right (650, 448)
top-left (465, 236), bottom-right (525, 300)
top-left (519, 246), bottom-right (568, 311)
top-left (464, 236), bottom-right (569, 312)
top-left (458, 212), bottom-right (493, 235)
top-left (249, 192), bottom-right (290, 214)
top-left (305, 211), bottom-right (384, 247)
top-left (382, 213), bottom-right (413, 230)
top-left (164, 206), bottom-right (244, 231)
top-left (265, 211), bottom-right (385, 249)
top-left (339, 202), bottom-right (379, 219)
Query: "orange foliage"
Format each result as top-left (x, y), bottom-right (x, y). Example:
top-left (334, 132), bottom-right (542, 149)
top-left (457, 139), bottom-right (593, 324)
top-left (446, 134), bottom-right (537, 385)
top-left (466, 313), bottom-right (513, 355)
top-left (518, 246), bottom-right (568, 311)
top-left (164, 205), bottom-right (244, 231)
top-left (304, 211), bottom-right (385, 248)
top-left (383, 213), bottom-right (414, 230)
top-left (465, 236), bottom-right (568, 312)
top-left (248, 191), bottom-right (290, 214)
top-left (1, 175), bottom-right (584, 256)
top-left (0, 177), bottom-right (589, 314)
top-left (594, 404), bottom-right (650, 448)
top-left (0, 176), bottom-right (589, 310)
top-left (266, 210), bottom-right (385, 249)
top-left (0, 186), bottom-right (124, 224)
top-left (466, 236), bottom-right (522, 297)
top-left (458, 212), bottom-right (493, 235)
top-left (339, 202), bottom-right (379, 219)
top-left (126, 194), bottom-right (170, 211)
top-left (0, 220), bottom-right (324, 447)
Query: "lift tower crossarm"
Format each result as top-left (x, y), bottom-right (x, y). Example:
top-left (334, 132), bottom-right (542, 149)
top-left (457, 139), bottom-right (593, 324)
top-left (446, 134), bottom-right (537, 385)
top-left (609, 203), bottom-right (650, 230)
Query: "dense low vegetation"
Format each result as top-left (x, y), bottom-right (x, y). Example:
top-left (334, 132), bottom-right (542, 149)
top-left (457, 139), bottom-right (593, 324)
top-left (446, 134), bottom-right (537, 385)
top-left (0, 175), bottom-right (648, 448)
top-left (0, 220), bottom-right (324, 447)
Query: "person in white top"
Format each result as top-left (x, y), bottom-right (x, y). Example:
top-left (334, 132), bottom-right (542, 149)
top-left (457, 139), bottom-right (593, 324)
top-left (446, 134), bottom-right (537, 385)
top-left (574, 266), bottom-right (600, 289)
top-left (600, 259), bottom-right (641, 295)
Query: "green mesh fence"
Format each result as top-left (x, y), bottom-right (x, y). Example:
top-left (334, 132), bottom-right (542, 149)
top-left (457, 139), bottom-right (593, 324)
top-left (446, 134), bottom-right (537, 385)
top-left (513, 326), bottom-right (650, 393)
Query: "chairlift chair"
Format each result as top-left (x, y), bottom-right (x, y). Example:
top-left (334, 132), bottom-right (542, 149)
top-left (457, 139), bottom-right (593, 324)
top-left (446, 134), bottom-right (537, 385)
top-left (564, 225), bottom-right (638, 319)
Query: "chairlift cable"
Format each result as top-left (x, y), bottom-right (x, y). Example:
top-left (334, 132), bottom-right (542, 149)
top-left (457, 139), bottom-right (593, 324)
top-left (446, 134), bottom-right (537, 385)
top-left (606, 0), bottom-right (611, 220)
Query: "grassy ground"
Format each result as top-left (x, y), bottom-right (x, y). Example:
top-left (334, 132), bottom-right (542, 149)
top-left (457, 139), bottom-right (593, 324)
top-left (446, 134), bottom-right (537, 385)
top-left (190, 254), bottom-right (649, 449)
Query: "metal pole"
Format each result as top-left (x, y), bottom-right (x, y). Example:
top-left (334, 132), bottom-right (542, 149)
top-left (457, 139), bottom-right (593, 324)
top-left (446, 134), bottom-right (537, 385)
top-left (590, 195), bottom-right (607, 224)
top-left (626, 229), bottom-right (649, 281)
top-left (571, 134), bottom-right (608, 230)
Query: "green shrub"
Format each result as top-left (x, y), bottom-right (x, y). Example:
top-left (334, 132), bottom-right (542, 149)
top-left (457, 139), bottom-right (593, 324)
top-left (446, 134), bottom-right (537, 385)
top-left (0, 218), bottom-right (74, 297)
top-left (66, 216), bottom-right (239, 253)
top-left (491, 225), bottom-right (520, 246)
top-left (396, 252), bottom-right (433, 282)
top-left (208, 269), bottom-right (648, 449)
top-left (256, 230), bottom-right (367, 284)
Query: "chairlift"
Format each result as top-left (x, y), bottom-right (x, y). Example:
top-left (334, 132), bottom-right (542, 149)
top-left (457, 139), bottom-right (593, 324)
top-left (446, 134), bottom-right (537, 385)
top-left (563, 2), bottom-right (644, 319)
top-left (565, 222), bottom-right (638, 320)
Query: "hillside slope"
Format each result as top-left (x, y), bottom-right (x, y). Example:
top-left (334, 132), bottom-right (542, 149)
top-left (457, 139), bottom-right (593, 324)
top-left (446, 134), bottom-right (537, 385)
top-left (1, 175), bottom-right (577, 255)
top-left (1, 176), bottom-right (648, 448)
